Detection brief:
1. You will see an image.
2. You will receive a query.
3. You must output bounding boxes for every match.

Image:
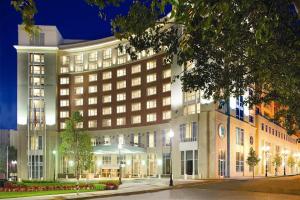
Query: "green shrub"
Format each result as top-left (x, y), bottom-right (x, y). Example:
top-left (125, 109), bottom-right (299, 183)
top-left (94, 184), bottom-right (106, 191)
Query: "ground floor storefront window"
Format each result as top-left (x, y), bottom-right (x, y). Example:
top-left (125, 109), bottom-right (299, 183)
top-left (181, 150), bottom-right (198, 176)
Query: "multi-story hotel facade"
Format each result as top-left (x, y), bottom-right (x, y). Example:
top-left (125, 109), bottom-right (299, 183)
top-left (14, 25), bottom-right (300, 180)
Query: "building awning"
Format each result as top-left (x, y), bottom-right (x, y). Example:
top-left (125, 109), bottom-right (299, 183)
top-left (93, 144), bottom-right (146, 155)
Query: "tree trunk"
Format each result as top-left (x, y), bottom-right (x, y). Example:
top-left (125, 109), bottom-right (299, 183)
top-left (252, 167), bottom-right (254, 179)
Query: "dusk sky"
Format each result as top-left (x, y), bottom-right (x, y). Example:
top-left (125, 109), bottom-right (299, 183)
top-left (0, 0), bottom-right (132, 129)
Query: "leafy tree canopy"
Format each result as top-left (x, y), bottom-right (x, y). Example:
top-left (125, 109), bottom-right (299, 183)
top-left (12, 0), bottom-right (300, 133)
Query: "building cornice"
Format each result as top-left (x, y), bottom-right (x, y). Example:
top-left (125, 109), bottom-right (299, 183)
top-left (14, 45), bottom-right (59, 52)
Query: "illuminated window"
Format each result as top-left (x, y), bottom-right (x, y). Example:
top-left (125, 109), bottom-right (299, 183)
top-left (131, 103), bottom-right (141, 111)
top-left (102, 83), bottom-right (112, 91)
top-left (117, 80), bottom-right (126, 89)
top-left (31, 66), bottom-right (44, 74)
top-left (31, 54), bottom-right (44, 63)
top-left (62, 56), bottom-right (70, 65)
top-left (147, 87), bottom-right (156, 96)
top-left (60, 100), bottom-right (69, 107)
top-left (131, 64), bottom-right (141, 74)
top-left (131, 77), bottom-right (141, 86)
top-left (163, 69), bottom-right (171, 78)
top-left (117, 68), bottom-right (126, 77)
top-left (31, 77), bottom-right (44, 86)
top-left (103, 48), bottom-right (112, 59)
top-left (102, 95), bottom-right (111, 103)
top-left (102, 107), bottom-right (112, 115)
top-left (163, 83), bottom-right (171, 92)
top-left (75, 98), bottom-right (83, 106)
top-left (147, 100), bottom-right (157, 109)
top-left (88, 63), bottom-right (98, 70)
top-left (74, 87), bottom-right (83, 95)
top-left (162, 110), bottom-right (171, 120)
top-left (60, 122), bottom-right (66, 129)
top-left (131, 90), bottom-right (141, 99)
top-left (103, 60), bottom-right (112, 68)
top-left (75, 65), bottom-right (83, 72)
top-left (88, 52), bottom-right (97, 62)
top-left (77, 110), bottom-right (84, 116)
top-left (74, 76), bottom-right (83, 83)
top-left (132, 115), bottom-right (141, 124)
top-left (88, 109), bottom-right (97, 116)
top-left (88, 85), bottom-right (97, 93)
top-left (118, 134), bottom-right (124, 145)
top-left (60, 77), bottom-right (69, 85)
top-left (163, 97), bottom-right (171, 106)
top-left (60, 111), bottom-right (69, 118)
top-left (147, 113), bottom-right (157, 122)
top-left (88, 97), bottom-right (97, 105)
top-left (88, 120), bottom-right (97, 128)
top-left (184, 92), bottom-right (196, 102)
top-left (148, 132), bottom-right (155, 147)
top-left (75, 54), bottom-right (83, 64)
top-left (117, 48), bottom-right (126, 56)
top-left (117, 105), bottom-right (126, 113)
top-left (147, 73), bottom-right (156, 83)
top-left (102, 119), bottom-right (111, 127)
top-left (89, 74), bottom-right (97, 82)
top-left (117, 56), bottom-right (126, 65)
top-left (76, 122), bottom-right (83, 129)
top-left (117, 117), bottom-right (126, 126)
top-left (102, 71), bottom-right (112, 80)
top-left (60, 88), bottom-right (69, 96)
top-left (31, 88), bottom-right (44, 97)
top-left (117, 93), bottom-right (126, 101)
top-left (60, 67), bottom-right (69, 74)
top-left (146, 60), bottom-right (156, 70)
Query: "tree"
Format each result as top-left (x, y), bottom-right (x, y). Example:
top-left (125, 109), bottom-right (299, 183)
top-left (246, 147), bottom-right (260, 179)
top-left (287, 155), bottom-right (296, 174)
top-left (12, 0), bottom-right (300, 132)
top-left (272, 154), bottom-right (282, 176)
top-left (59, 111), bottom-right (93, 189)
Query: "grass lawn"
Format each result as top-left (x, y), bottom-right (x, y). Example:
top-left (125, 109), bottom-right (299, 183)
top-left (0, 189), bottom-right (96, 199)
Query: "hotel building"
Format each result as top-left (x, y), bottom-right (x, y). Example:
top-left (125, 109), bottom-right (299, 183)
top-left (14, 25), bottom-right (300, 180)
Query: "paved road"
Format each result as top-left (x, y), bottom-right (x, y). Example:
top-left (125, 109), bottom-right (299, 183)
top-left (98, 188), bottom-right (300, 200)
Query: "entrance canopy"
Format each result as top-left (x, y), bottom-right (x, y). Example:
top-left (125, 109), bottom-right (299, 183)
top-left (93, 144), bottom-right (146, 155)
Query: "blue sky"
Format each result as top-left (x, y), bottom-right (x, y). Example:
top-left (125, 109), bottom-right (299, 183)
top-left (0, 0), bottom-right (132, 129)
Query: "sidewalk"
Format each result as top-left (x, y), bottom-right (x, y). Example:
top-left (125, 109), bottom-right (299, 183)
top-left (10, 179), bottom-right (206, 200)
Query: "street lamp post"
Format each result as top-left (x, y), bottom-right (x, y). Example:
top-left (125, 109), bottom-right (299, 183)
top-left (118, 144), bottom-right (123, 184)
top-left (282, 149), bottom-right (289, 176)
top-left (263, 146), bottom-right (270, 177)
top-left (52, 150), bottom-right (57, 182)
top-left (169, 129), bottom-right (174, 187)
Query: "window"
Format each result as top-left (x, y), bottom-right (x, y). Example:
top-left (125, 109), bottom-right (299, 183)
top-left (74, 87), bottom-right (83, 95)
top-left (88, 97), bottom-right (97, 105)
top-left (261, 123), bottom-right (264, 131)
top-left (60, 77), bottom-right (69, 85)
top-left (75, 65), bottom-right (83, 72)
top-left (88, 85), bottom-right (97, 93)
top-left (88, 63), bottom-right (98, 70)
top-left (103, 60), bottom-right (112, 68)
top-left (103, 155), bottom-right (111, 164)
top-left (31, 66), bottom-right (44, 74)
top-left (163, 69), bottom-right (171, 78)
top-left (75, 98), bottom-right (83, 106)
top-left (60, 100), bottom-right (69, 107)
top-left (74, 76), bottom-right (83, 84)
top-left (163, 97), bottom-right (171, 106)
top-left (60, 111), bottom-right (69, 118)
top-left (118, 134), bottom-right (125, 145)
top-left (147, 132), bottom-right (155, 147)
top-left (60, 122), bottom-right (66, 129)
top-left (88, 52), bottom-right (97, 62)
top-left (60, 89), bottom-right (69, 96)
top-left (163, 153), bottom-right (171, 175)
top-left (102, 119), bottom-right (111, 127)
top-left (60, 67), bottom-right (69, 74)
top-left (132, 65), bottom-right (141, 74)
top-left (88, 109), bottom-right (97, 116)
top-left (131, 90), bottom-right (141, 99)
top-left (88, 120), bottom-right (97, 128)
top-left (103, 48), bottom-right (112, 59)
top-left (163, 110), bottom-right (171, 120)
top-left (117, 56), bottom-right (126, 64)
top-left (102, 95), bottom-right (111, 103)
top-left (131, 77), bottom-right (141, 86)
top-left (184, 92), bottom-right (196, 102)
top-left (163, 83), bottom-right (171, 92)
top-left (147, 74), bottom-right (156, 83)
top-left (131, 103), bottom-right (141, 111)
top-left (146, 60), bottom-right (156, 70)
top-left (117, 48), bottom-right (125, 56)
top-left (75, 54), bottom-right (83, 64)
top-left (117, 105), bottom-right (126, 113)
top-left (31, 88), bottom-right (44, 97)
top-left (102, 107), bottom-right (112, 115)
top-left (236, 96), bottom-right (244, 121)
top-left (236, 128), bottom-right (244, 146)
top-left (30, 54), bottom-right (44, 63)
top-left (117, 93), bottom-right (126, 101)
top-left (77, 110), bottom-right (84, 116)
top-left (102, 71), bottom-right (112, 80)
top-left (102, 83), bottom-right (112, 91)
top-left (76, 122), bottom-right (83, 129)
top-left (132, 115), bottom-right (141, 124)
top-left (249, 115), bottom-right (254, 123)
top-left (62, 56), bottom-right (70, 65)
top-left (147, 100), bottom-right (157, 109)
top-left (89, 74), bottom-right (97, 82)
top-left (147, 87), bottom-right (156, 96)
top-left (117, 117), bottom-right (126, 126)
top-left (147, 113), bottom-right (156, 122)
top-left (117, 80), bottom-right (126, 89)
top-left (236, 152), bottom-right (244, 172)
top-left (117, 68), bottom-right (126, 77)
